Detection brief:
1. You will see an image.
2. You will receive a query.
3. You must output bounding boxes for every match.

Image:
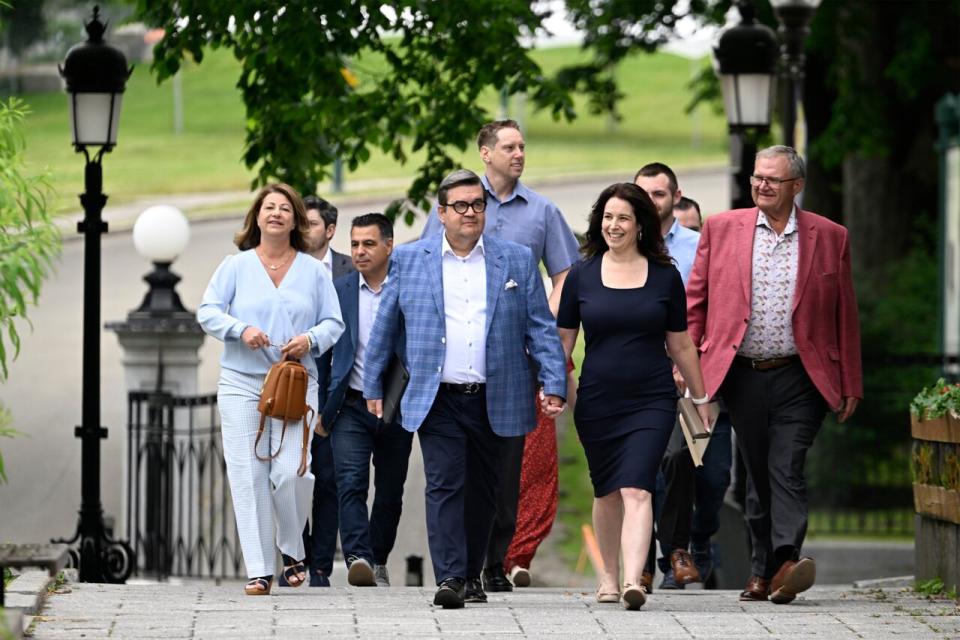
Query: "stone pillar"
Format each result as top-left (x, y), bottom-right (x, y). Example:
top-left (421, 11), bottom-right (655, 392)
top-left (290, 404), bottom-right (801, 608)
top-left (107, 317), bottom-right (204, 396)
top-left (106, 262), bottom-right (205, 576)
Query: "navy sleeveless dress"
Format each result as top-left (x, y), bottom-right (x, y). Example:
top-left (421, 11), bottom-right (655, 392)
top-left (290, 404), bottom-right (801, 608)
top-left (557, 254), bottom-right (686, 496)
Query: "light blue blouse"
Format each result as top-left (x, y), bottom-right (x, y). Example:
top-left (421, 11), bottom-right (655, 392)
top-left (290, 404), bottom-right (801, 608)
top-left (198, 250), bottom-right (345, 378)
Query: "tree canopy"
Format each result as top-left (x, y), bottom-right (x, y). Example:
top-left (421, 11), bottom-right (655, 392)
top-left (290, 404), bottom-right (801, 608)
top-left (134, 0), bottom-right (726, 221)
top-left (134, 0), bottom-right (959, 243)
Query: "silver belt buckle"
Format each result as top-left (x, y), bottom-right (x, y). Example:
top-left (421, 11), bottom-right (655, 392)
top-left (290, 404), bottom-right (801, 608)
top-left (463, 382), bottom-right (481, 394)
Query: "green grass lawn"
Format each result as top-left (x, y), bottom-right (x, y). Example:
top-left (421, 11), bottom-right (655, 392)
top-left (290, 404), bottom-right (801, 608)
top-left (18, 45), bottom-right (727, 213)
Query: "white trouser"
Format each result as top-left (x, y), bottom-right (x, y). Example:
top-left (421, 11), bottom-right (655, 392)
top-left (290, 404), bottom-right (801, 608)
top-left (218, 368), bottom-right (317, 578)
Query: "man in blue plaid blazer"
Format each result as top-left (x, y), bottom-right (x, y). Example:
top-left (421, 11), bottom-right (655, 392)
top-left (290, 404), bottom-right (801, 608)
top-left (363, 169), bottom-right (567, 609)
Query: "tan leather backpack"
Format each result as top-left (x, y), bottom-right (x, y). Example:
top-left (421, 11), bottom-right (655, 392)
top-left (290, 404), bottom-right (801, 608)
top-left (255, 359), bottom-right (314, 476)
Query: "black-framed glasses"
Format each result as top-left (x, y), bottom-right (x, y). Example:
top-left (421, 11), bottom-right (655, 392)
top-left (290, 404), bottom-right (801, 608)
top-left (749, 175), bottom-right (799, 188)
top-left (444, 199), bottom-right (487, 214)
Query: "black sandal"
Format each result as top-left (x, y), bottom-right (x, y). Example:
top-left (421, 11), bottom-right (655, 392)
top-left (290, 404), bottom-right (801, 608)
top-left (281, 554), bottom-right (307, 588)
top-left (245, 575), bottom-right (273, 596)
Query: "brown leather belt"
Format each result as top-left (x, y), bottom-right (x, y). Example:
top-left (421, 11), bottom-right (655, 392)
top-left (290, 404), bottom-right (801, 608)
top-left (734, 354), bottom-right (801, 371)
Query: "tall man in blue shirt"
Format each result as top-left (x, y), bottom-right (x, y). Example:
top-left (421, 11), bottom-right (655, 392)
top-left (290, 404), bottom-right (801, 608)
top-left (635, 163), bottom-right (733, 591)
top-left (421, 120), bottom-right (580, 590)
top-left (366, 169), bottom-right (568, 608)
top-left (320, 214), bottom-right (413, 588)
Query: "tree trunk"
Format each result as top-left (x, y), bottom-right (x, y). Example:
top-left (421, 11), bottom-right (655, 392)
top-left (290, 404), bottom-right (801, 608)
top-left (842, 154), bottom-right (909, 279)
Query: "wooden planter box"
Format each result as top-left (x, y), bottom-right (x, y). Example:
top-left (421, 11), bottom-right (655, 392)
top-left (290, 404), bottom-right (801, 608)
top-left (912, 412), bottom-right (960, 591)
top-left (911, 413), bottom-right (960, 443)
top-left (913, 483), bottom-right (960, 525)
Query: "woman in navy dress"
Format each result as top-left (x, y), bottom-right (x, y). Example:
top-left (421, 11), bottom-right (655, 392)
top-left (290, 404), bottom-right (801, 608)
top-left (557, 182), bottom-right (712, 610)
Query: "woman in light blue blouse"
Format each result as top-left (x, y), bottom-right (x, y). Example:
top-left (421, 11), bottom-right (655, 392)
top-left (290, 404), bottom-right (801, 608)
top-left (198, 183), bottom-right (345, 596)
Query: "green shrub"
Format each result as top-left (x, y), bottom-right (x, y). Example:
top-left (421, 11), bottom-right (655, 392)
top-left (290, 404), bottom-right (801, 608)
top-left (911, 379), bottom-right (960, 419)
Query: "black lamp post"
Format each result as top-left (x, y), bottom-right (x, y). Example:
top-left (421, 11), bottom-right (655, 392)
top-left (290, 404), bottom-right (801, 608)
top-left (54, 5), bottom-right (135, 583)
top-left (713, 1), bottom-right (778, 209)
top-left (770, 0), bottom-right (822, 149)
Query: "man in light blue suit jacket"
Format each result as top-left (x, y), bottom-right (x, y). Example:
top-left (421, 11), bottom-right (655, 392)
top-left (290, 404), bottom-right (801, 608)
top-left (363, 169), bottom-right (567, 609)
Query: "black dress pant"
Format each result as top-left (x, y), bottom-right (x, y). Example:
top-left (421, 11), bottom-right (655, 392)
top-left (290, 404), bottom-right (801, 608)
top-left (418, 387), bottom-right (504, 583)
top-left (484, 433), bottom-right (525, 570)
top-left (720, 359), bottom-right (827, 578)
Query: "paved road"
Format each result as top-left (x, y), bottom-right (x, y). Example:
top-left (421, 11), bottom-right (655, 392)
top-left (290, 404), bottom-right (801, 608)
top-left (0, 171), bottom-right (730, 585)
top-left (25, 580), bottom-right (960, 639)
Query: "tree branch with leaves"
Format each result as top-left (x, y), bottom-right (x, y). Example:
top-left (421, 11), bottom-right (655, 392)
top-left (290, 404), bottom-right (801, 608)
top-left (0, 97), bottom-right (60, 482)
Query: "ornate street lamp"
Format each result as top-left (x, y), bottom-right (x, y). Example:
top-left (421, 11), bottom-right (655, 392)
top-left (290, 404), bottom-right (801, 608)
top-left (770, 0), bottom-right (822, 148)
top-left (713, 1), bottom-right (778, 208)
top-left (54, 5), bottom-right (134, 583)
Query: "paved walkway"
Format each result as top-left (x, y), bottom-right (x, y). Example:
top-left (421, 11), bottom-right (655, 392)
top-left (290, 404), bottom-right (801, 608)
top-left (24, 579), bottom-right (960, 639)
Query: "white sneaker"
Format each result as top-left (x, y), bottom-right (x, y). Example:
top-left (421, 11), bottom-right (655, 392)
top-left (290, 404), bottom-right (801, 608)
top-left (509, 565), bottom-right (531, 587)
top-left (374, 564), bottom-right (390, 587)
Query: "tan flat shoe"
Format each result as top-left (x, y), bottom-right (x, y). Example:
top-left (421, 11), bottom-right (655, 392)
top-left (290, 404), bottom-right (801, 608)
top-left (622, 583), bottom-right (646, 610)
top-left (596, 588), bottom-right (620, 603)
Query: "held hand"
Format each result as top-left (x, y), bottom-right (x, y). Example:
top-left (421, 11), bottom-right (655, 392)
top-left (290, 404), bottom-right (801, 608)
top-left (280, 334), bottom-right (311, 360)
top-left (541, 394), bottom-right (565, 418)
top-left (314, 415), bottom-right (328, 438)
top-left (366, 398), bottom-right (383, 419)
top-left (695, 403), bottom-right (715, 433)
top-left (241, 326), bottom-right (270, 350)
top-left (672, 365), bottom-right (687, 394)
top-left (837, 396), bottom-right (860, 423)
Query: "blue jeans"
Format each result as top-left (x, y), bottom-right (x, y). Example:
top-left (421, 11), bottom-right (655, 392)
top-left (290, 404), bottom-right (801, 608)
top-left (330, 397), bottom-right (413, 565)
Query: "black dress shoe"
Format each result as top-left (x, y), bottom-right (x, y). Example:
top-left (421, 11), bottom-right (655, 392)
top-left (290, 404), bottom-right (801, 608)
top-left (482, 564), bottom-right (513, 592)
top-left (434, 578), bottom-right (465, 609)
top-left (464, 577), bottom-right (488, 603)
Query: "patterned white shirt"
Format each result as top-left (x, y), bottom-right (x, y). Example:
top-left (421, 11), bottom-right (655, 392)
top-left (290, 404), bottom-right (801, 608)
top-left (739, 207), bottom-right (799, 359)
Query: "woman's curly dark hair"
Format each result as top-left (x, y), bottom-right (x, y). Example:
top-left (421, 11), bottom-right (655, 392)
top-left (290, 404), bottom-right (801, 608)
top-left (581, 182), bottom-right (672, 267)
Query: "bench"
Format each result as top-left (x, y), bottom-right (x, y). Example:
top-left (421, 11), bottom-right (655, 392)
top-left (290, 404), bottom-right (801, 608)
top-left (0, 543), bottom-right (70, 608)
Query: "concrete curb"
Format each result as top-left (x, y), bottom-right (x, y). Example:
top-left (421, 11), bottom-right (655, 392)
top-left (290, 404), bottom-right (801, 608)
top-left (3, 570), bottom-right (50, 639)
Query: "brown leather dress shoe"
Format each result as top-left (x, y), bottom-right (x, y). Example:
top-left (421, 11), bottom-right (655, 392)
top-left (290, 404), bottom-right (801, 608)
top-left (640, 570), bottom-right (654, 594)
top-left (670, 549), bottom-right (701, 584)
top-left (770, 557), bottom-right (816, 604)
top-left (739, 575), bottom-right (770, 601)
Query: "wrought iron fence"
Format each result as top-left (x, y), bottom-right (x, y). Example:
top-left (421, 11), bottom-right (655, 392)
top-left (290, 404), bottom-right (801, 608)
top-left (125, 390), bottom-right (243, 579)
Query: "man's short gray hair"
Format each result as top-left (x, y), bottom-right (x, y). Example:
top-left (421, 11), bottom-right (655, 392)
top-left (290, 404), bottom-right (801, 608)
top-left (438, 168), bottom-right (483, 206)
top-left (755, 145), bottom-right (806, 180)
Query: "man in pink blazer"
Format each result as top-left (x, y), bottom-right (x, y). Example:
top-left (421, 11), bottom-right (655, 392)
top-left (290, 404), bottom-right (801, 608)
top-left (686, 145), bottom-right (862, 604)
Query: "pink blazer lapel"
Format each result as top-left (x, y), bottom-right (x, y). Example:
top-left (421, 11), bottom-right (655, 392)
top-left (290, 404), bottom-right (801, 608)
top-left (793, 209), bottom-right (818, 313)
top-left (736, 211), bottom-right (755, 307)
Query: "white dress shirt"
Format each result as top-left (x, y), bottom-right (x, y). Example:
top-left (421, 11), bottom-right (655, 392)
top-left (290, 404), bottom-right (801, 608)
top-left (320, 248), bottom-right (333, 275)
top-left (441, 234), bottom-right (487, 383)
top-left (348, 273), bottom-right (387, 391)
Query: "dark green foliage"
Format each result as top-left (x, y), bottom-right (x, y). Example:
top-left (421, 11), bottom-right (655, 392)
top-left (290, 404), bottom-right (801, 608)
top-left (807, 242), bottom-right (938, 511)
top-left (0, 0), bottom-right (44, 57)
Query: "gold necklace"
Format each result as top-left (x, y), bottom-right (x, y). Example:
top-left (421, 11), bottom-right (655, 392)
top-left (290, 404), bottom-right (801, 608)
top-left (257, 247), bottom-right (295, 271)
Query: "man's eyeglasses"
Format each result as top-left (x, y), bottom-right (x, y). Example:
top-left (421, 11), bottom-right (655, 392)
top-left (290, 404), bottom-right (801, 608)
top-left (750, 175), bottom-right (799, 188)
top-left (443, 199), bottom-right (487, 214)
